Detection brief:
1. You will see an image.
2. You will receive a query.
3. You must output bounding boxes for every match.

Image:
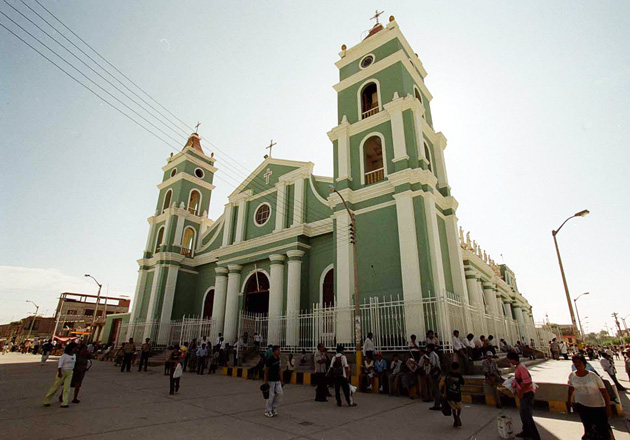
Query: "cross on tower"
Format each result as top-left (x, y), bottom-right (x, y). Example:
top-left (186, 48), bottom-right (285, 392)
top-left (266, 139), bottom-right (276, 158)
top-left (195, 122), bottom-right (201, 133)
top-left (371, 10), bottom-right (384, 25)
top-left (264, 168), bottom-right (273, 185)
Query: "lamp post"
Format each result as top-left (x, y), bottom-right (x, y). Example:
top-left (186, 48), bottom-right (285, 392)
top-left (622, 314), bottom-right (630, 336)
top-left (25, 300), bottom-right (39, 342)
top-left (552, 209), bottom-right (589, 336)
top-left (84, 274), bottom-right (103, 342)
top-left (573, 292), bottom-right (589, 342)
top-left (329, 185), bottom-right (362, 380)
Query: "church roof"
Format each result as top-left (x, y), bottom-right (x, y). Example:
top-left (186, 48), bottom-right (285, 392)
top-left (184, 133), bottom-right (203, 154)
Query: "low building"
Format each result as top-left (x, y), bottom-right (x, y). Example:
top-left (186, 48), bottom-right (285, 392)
top-left (0, 316), bottom-right (57, 344)
top-left (54, 292), bottom-right (130, 342)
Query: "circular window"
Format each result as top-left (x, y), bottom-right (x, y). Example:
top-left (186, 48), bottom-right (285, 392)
top-left (360, 54), bottom-right (374, 69)
top-left (170, 168), bottom-right (177, 177)
top-left (254, 203), bottom-right (271, 226)
top-left (194, 168), bottom-right (204, 179)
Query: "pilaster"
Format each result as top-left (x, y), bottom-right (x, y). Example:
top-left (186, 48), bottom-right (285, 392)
top-left (223, 264), bottom-right (242, 343)
top-left (157, 265), bottom-right (180, 344)
top-left (292, 178), bottom-right (305, 226)
top-left (234, 199), bottom-right (247, 244)
top-left (221, 204), bottom-right (234, 247)
top-left (274, 182), bottom-right (287, 232)
top-left (334, 212), bottom-right (354, 344)
top-left (286, 250), bottom-right (305, 347)
top-left (210, 267), bottom-right (229, 338)
top-left (268, 254), bottom-right (286, 345)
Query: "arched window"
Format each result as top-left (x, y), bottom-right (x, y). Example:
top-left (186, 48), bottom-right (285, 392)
top-left (363, 135), bottom-right (385, 185)
top-left (243, 271), bottom-right (270, 314)
top-left (181, 227), bottom-right (195, 257)
top-left (162, 189), bottom-right (172, 212)
top-left (360, 82), bottom-right (380, 119)
top-left (202, 289), bottom-right (214, 319)
top-left (188, 190), bottom-right (201, 215)
top-left (322, 268), bottom-right (334, 307)
top-left (154, 226), bottom-right (165, 253)
top-left (423, 142), bottom-right (433, 173)
top-left (414, 87), bottom-right (423, 103)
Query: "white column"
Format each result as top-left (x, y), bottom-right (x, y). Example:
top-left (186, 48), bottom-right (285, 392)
top-left (465, 273), bottom-right (487, 335)
top-left (285, 250), bottom-right (304, 347)
top-left (333, 116), bottom-right (351, 181)
top-left (221, 204), bottom-right (234, 247)
top-left (157, 265), bottom-right (179, 344)
top-left (433, 134), bottom-right (449, 189)
top-left (384, 94), bottom-right (409, 162)
top-left (173, 216), bottom-right (185, 246)
top-left (482, 282), bottom-right (498, 316)
top-left (143, 222), bottom-right (155, 253)
top-left (268, 254), bottom-right (286, 345)
top-left (292, 178), bottom-right (305, 226)
top-left (413, 107), bottom-right (428, 168)
top-left (129, 270), bottom-right (147, 324)
top-left (274, 182), bottom-right (287, 232)
top-left (443, 216), bottom-right (468, 301)
top-left (335, 211), bottom-right (353, 344)
top-left (211, 267), bottom-right (229, 338)
top-left (393, 191), bottom-right (425, 338)
top-left (234, 199), bottom-right (247, 243)
top-left (514, 304), bottom-right (526, 341)
top-left (223, 265), bottom-right (242, 344)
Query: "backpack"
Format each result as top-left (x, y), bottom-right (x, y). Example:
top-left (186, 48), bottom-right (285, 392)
top-left (331, 356), bottom-right (345, 378)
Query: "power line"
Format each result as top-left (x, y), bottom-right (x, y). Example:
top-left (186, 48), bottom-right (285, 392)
top-left (2, 3), bottom-right (356, 247)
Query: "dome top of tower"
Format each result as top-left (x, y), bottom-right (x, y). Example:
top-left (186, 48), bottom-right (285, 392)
top-left (363, 23), bottom-right (384, 40)
top-left (184, 132), bottom-right (203, 154)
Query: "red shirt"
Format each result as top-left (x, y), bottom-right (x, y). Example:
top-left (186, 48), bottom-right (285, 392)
top-left (514, 363), bottom-right (534, 397)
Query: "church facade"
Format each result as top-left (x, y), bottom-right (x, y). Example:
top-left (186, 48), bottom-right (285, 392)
top-left (117, 17), bottom-right (539, 351)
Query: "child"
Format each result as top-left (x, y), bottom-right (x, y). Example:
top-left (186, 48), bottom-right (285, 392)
top-left (442, 362), bottom-right (465, 427)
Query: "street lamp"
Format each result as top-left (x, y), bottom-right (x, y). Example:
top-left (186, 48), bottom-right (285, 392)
top-left (25, 300), bottom-right (39, 342)
top-left (329, 185), bottom-right (362, 381)
top-left (552, 209), bottom-right (589, 337)
top-left (84, 274), bottom-right (103, 342)
top-left (622, 314), bottom-right (630, 336)
top-left (573, 292), bottom-right (589, 342)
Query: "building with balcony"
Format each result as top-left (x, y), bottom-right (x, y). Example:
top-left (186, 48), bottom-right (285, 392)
top-left (113, 16), bottom-right (539, 351)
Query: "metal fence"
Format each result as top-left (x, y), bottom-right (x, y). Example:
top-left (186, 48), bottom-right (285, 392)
top-left (120, 294), bottom-right (548, 353)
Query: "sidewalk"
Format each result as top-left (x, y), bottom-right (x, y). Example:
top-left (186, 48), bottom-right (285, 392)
top-left (0, 352), bottom-right (628, 440)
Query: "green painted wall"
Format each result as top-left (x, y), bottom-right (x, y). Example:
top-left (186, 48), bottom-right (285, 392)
top-left (243, 164), bottom-right (297, 196)
top-left (137, 270), bottom-right (154, 320)
top-left (305, 234), bottom-right (334, 308)
top-left (305, 178), bottom-right (331, 224)
top-left (339, 38), bottom-right (404, 81)
top-left (355, 205), bottom-right (403, 300)
top-left (171, 270), bottom-right (198, 319)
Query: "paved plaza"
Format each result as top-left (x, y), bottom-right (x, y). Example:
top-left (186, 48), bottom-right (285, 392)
top-left (0, 353), bottom-right (629, 440)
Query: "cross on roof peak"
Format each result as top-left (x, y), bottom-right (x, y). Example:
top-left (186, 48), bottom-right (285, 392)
top-left (194, 122), bottom-right (201, 133)
top-left (370, 10), bottom-right (384, 25)
top-left (266, 139), bottom-right (276, 158)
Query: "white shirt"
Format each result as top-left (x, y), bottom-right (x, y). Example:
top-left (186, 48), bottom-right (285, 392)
top-left (363, 338), bottom-right (375, 353)
top-left (254, 334), bottom-right (262, 342)
top-left (569, 371), bottom-right (606, 407)
top-left (463, 338), bottom-right (475, 349)
top-left (600, 358), bottom-right (615, 375)
top-left (428, 351), bottom-right (440, 369)
top-left (452, 336), bottom-right (464, 351)
top-left (330, 353), bottom-right (349, 378)
top-left (58, 353), bottom-right (76, 370)
top-left (408, 339), bottom-right (420, 351)
top-left (390, 360), bottom-right (402, 374)
top-left (560, 343), bottom-right (568, 354)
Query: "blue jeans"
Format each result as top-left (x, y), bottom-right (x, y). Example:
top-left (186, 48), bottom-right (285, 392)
top-left (265, 381), bottom-right (282, 413)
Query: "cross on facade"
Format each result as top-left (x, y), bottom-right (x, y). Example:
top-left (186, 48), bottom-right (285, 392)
top-left (266, 139), bottom-right (276, 158)
top-left (264, 168), bottom-right (273, 185)
top-left (195, 122), bottom-right (201, 133)
top-left (371, 10), bottom-right (384, 25)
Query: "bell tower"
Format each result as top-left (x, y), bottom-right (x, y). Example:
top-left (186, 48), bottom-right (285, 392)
top-left (327, 16), bottom-right (469, 342)
top-left (129, 132), bottom-right (217, 343)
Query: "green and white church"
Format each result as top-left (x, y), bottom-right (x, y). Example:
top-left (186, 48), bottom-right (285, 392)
top-left (113, 17), bottom-right (540, 351)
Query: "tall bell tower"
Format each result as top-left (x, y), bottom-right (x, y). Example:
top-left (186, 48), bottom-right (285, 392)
top-left (128, 132), bottom-right (217, 343)
top-left (327, 16), bottom-right (470, 342)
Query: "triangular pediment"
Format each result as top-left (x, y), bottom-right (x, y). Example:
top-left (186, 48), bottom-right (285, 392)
top-left (228, 158), bottom-right (313, 200)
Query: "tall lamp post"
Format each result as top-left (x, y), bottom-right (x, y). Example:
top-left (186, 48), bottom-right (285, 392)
top-left (329, 185), bottom-right (362, 380)
top-left (84, 274), bottom-right (103, 342)
top-left (573, 292), bottom-right (589, 342)
top-left (25, 300), bottom-right (39, 342)
top-left (552, 209), bottom-right (589, 336)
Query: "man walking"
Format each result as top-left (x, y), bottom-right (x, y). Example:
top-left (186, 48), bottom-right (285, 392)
top-left (426, 343), bottom-right (442, 410)
top-left (121, 338), bottom-right (136, 372)
top-left (264, 345), bottom-right (283, 417)
top-left (41, 339), bottom-right (53, 365)
top-left (550, 338), bottom-right (560, 360)
top-left (138, 338), bottom-right (151, 372)
top-left (314, 343), bottom-right (328, 402)
top-left (197, 343), bottom-right (208, 375)
top-left (68, 341), bottom-right (91, 403)
top-left (507, 352), bottom-right (541, 440)
top-left (329, 345), bottom-right (356, 407)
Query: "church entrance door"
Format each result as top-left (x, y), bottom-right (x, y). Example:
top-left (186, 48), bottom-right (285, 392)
top-left (243, 272), bottom-right (269, 314)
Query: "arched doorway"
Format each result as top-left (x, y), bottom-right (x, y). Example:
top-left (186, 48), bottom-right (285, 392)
top-left (243, 272), bottom-right (269, 314)
top-left (322, 268), bottom-right (334, 307)
top-left (202, 289), bottom-right (214, 319)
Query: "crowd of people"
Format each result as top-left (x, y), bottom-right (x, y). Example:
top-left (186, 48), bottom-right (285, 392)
top-left (16, 326), bottom-right (628, 439)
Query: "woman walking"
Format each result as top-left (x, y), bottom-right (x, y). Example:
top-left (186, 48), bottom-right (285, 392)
top-left (568, 354), bottom-right (613, 440)
top-left (43, 343), bottom-right (77, 408)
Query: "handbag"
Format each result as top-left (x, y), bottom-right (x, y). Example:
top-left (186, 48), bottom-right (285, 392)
top-left (173, 363), bottom-right (183, 378)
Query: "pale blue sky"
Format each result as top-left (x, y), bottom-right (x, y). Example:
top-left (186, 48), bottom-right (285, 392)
top-left (1, 1), bottom-right (629, 334)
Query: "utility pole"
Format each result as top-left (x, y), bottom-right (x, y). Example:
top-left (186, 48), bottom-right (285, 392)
top-left (25, 300), bottom-right (39, 342)
top-left (329, 185), bottom-right (362, 381)
top-left (85, 274), bottom-right (103, 342)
